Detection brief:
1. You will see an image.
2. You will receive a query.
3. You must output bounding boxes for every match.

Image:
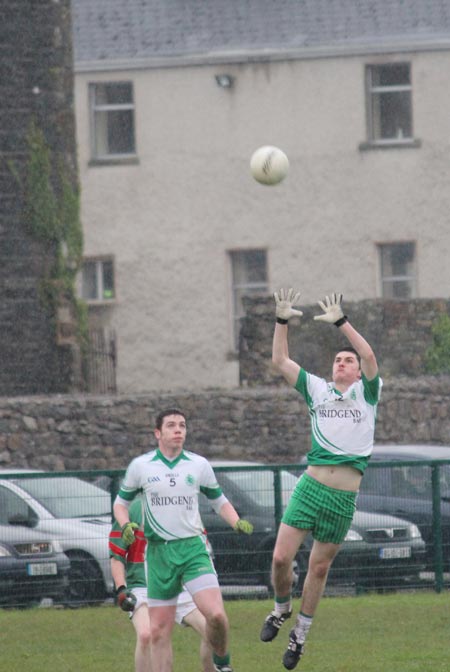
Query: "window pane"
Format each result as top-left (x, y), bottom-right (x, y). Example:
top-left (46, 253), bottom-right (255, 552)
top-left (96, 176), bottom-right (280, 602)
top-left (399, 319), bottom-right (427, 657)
top-left (232, 250), bottom-right (267, 285)
top-left (379, 243), bottom-right (415, 299)
top-left (371, 91), bottom-right (412, 139)
top-left (94, 82), bottom-right (133, 105)
top-left (382, 279), bottom-right (412, 299)
top-left (94, 109), bottom-right (135, 155)
top-left (230, 250), bottom-right (268, 348)
top-left (93, 110), bottom-right (109, 156)
top-left (81, 261), bottom-right (98, 300)
top-left (368, 64), bottom-right (412, 141)
top-left (371, 63), bottom-right (410, 87)
top-left (102, 261), bottom-right (115, 299)
top-left (380, 242), bottom-right (414, 277)
top-left (107, 109), bottom-right (135, 154)
top-left (91, 82), bottom-right (135, 157)
top-left (81, 259), bottom-right (115, 301)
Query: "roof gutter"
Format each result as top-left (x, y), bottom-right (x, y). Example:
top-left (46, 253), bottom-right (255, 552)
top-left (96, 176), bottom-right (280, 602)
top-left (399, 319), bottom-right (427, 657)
top-left (74, 37), bottom-right (450, 74)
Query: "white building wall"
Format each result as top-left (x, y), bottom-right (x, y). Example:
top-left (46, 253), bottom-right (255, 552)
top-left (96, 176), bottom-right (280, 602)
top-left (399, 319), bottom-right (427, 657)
top-left (74, 49), bottom-right (450, 393)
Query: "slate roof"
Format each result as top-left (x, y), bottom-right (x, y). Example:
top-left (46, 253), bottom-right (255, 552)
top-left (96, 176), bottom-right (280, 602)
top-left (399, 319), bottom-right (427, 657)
top-left (72, 0), bottom-right (450, 70)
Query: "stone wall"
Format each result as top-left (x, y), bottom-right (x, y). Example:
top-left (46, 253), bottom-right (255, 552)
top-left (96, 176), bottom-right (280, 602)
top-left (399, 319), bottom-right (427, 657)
top-left (1, 375), bottom-right (450, 471)
top-left (0, 0), bottom-right (77, 395)
top-left (239, 296), bottom-right (450, 386)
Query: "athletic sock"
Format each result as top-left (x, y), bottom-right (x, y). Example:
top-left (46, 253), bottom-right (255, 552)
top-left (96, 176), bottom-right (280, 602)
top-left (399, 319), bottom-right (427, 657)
top-left (294, 611), bottom-right (313, 643)
top-left (213, 652), bottom-right (231, 667)
top-left (274, 594), bottom-right (292, 615)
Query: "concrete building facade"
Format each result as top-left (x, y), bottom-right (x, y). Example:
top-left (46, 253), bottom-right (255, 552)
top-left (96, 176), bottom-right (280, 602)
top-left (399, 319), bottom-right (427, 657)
top-left (72, 1), bottom-right (450, 393)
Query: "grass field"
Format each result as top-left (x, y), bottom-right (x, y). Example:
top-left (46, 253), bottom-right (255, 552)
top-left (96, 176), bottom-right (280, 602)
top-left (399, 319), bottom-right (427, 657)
top-left (1, 592), bottom-right (449, 671)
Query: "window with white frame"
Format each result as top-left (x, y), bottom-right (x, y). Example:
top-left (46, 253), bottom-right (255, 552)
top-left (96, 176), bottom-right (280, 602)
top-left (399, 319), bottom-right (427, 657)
top-left (366, 63), bottom-right (413, 143)
top-left (89, 82), bottom-right (136, 160)
top-left (378, 242), bottom-right (416, 299)
top-left (229, 249), bottom-right (268, 349)
top-left (81, 257), bottom-right (115, 302)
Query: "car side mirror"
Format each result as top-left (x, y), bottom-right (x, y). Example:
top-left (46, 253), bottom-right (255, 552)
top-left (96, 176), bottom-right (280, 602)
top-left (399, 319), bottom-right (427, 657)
top-left (8, 508), bottom-right (38, 528)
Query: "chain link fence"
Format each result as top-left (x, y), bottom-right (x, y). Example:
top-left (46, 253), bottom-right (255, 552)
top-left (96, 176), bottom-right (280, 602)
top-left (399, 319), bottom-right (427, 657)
top-left (0, 459), bottom-right (449, 607)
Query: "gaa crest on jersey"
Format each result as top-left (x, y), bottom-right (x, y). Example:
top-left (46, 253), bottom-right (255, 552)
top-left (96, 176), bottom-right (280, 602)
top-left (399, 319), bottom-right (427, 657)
top-left (147, 475), bottom-right (161, 484)
top-left (185, 474), bottom-right (196, 487)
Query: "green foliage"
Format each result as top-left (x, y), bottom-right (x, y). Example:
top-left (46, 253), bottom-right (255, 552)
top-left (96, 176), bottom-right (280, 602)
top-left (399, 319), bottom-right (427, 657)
top-left (58, 159), bottom-right (83, 268)
top-left (424, 314), bottom-right (450, 374)
top-left (20, 121), bottom-right (88, 351)
top-left (23, 123), bottom-right (60, 244)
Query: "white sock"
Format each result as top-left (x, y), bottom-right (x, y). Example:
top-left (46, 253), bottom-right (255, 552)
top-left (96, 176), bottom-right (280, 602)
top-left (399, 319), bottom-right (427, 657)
top-left (274, 598), bottom-right (292, 615)
top-left (294, 612), bottom-right (313, 643)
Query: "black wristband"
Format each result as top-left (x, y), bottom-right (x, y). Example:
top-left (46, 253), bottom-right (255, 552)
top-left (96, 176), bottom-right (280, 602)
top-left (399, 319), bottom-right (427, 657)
top-left (116, 585), bottom-right (126, 595)
top-left (276, 317), bottom-right (288, 325)
top-left (334, 316), bottom-right (348, 327)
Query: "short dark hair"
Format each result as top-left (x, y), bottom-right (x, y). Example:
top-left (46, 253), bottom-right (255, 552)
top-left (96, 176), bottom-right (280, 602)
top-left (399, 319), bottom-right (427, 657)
top-left (155, 408), bottom-right (187, 430)
top-left (334, 347), bottom-right (361, 366)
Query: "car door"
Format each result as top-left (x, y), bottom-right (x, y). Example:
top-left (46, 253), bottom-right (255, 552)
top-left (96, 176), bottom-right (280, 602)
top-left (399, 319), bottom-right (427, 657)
top-left (0, 484), bottom-right (39, 527)
top-left (358, 465), bottom-right (441, 564)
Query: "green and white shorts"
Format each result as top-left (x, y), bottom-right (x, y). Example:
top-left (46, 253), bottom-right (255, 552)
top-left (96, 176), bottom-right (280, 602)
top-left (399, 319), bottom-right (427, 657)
top-left (146, 535), bottom-right (217, 601)
top-left (282, 472), bottom-right (357, 544)
top-left (127, 586), bottom-right (197, 624)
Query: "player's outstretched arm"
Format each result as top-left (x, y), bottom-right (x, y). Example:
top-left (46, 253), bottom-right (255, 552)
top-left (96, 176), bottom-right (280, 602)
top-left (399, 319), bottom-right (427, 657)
top-left (218, 501), bottom-right (253, 534)
top-left (272, 288), bottom-right (302, 386)
top-left (314, 293), bottom-right (378, 380)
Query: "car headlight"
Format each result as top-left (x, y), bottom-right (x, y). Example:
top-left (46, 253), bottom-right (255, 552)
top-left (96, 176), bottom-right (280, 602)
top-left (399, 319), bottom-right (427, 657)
top-left (344, 529), bottom-right (363, 542)
top-left (0, 544), bottom-right (12, 557)
top-left (409, 524), bottom-right (422, 539)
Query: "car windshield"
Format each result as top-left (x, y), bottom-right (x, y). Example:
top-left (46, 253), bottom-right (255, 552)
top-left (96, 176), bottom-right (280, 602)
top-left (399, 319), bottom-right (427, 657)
top-left (12, 477), bottom-right (112, 518)
top-left (216, 469), bottom-right (299, 509)
top-left (362, 464), bottom-right (450, 499)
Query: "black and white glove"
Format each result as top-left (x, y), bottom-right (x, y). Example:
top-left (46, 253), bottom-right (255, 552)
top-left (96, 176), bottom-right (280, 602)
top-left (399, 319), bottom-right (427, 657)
top-left (274, 288), bottom-right (303, 324)
top-left (314, 293), bottom-right (347, 326)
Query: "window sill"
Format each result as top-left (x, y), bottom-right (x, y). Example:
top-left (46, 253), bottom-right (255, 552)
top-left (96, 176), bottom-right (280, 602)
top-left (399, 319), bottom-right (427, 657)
top-left (88, 156), bottom-right (140, 167)
top-left (359, 139), bottom-right (421, 151)
top-left (85, 299), bottom-right (117, 307)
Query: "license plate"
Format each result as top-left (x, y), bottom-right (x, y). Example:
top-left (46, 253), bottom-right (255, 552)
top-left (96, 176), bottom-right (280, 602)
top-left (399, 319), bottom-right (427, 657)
top-left (27, 562), bottom-right (58, 576)
top-left (379, 546), bottom-right (411, 560)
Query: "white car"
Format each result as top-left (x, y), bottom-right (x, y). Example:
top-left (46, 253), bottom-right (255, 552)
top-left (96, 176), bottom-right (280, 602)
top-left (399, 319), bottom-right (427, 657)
top-left (0, 470), bottom-right (113, 604)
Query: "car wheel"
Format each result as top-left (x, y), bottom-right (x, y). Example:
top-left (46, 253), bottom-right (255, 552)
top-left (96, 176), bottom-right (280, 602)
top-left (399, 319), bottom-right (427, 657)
top-left (63, 551), bottom-right (106, 607)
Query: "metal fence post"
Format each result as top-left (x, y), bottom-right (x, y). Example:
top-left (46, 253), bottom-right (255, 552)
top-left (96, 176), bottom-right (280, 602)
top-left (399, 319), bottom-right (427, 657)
top-left (273, 468), bottom-right (283, 528)
top-left (431, 464), bottom-right (444, 593)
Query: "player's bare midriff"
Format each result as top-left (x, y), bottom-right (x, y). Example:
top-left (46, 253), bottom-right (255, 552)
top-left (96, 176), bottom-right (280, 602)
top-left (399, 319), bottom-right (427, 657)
top-left (306, 464), bottom-right (362, 492)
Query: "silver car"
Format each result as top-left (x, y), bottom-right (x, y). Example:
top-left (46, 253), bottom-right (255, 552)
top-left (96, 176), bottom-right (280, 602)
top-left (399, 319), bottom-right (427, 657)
top-left (0, 470), bottom-right (113, 604)
top-left (0, 523), bottom-right (70, 607)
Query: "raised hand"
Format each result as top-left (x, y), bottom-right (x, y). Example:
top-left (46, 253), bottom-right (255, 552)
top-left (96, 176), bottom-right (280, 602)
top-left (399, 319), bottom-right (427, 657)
top-left (274, 288), bottom-right (303, 322)
top-left (314, 293), bottom-right (345, 325)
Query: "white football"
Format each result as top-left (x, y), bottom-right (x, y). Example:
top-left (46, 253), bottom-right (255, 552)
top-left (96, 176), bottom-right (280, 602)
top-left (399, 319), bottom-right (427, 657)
top-left (250, 145), bottom-right (289, 185)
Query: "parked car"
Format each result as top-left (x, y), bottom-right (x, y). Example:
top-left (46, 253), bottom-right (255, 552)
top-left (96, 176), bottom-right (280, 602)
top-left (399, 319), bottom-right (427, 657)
top-left (0, 470), bottom-right (113, 604)
top-left (0, 523), bottom-right (70, 607)
top-left (358, 444), bottom-right (450, 572)
top-left (201, 461), bottom-right (426, 590)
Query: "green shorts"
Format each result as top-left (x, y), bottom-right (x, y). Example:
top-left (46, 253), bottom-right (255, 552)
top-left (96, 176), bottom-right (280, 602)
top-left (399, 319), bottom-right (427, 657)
top-left (282, 473), bottom-right (357, 544)
top-left (146, 536), bottom-right (216, 600)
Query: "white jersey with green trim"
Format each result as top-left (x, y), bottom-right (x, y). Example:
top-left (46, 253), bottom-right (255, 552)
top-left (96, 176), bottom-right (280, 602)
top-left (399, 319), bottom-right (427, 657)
top-left (117, 449), bottom-right (225, 542)
top-left (295, 369), bottom-right (382, 466)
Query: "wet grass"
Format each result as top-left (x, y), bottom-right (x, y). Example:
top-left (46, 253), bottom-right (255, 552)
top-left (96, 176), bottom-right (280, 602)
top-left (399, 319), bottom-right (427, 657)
top-left (1, 591), bottom-right (449, 671)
